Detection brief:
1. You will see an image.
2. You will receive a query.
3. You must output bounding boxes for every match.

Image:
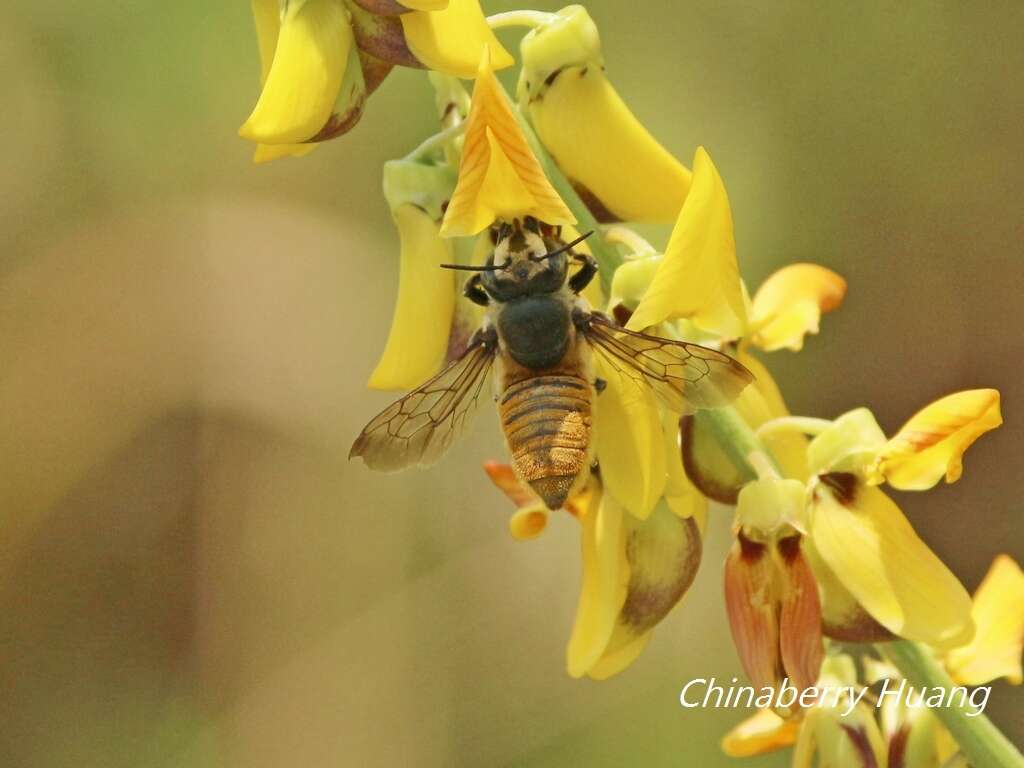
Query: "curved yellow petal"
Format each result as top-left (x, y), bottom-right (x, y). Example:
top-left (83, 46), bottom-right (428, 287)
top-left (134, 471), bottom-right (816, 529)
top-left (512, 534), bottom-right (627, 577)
top-left (626, 148), bottom-right (747, 338)
top-left (251, 0), bottom-right (281, 82)
top-left (252, 142), bottom-right (317, 163)
top-left (508, 503), bottom-right (549, 540)
top-left (593, 356), bottom-right (666, 520)
top-left (440, 48), bottom-right (574, 236)
top-left (663, 412), bottom-right (708, 528)
top-left (400, 0), bottom-right (512, 78)
top-left (567, 487), bottom-right (628, 678)
top-left (239, 0), bottom-right (352, 145)
top-left (588, 501), bottom-right (701, 679)
top-left (873, 389), bottom-right (1002, 491)
top-left (809, 478), bottom-right (974, 648)
top-left (750, 264), bottom-right (847, 352)
top-left (368, 204), bottom-right (456, 390)
top-left (518, 6), bottom-right (691, 223)
top-left (721, 709), bottom-right (800, 758)
top-left (945, 555), bottom-right (1024, 685)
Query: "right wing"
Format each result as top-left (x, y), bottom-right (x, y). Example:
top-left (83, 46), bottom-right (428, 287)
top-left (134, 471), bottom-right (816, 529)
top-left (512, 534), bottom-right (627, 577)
top-left (349, 329), bottom-right (497, 471)
top-left (581, 313), bottom-right (754, 413)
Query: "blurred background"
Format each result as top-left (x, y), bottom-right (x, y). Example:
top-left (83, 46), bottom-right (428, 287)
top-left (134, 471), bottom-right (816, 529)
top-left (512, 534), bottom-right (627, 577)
top-left (2, 1), bottom-right (1022, 765)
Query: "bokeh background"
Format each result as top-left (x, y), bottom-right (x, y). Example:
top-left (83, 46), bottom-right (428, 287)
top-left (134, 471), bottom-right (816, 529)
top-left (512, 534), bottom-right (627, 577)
top-left (2, 1), bottom-right (1022, 765)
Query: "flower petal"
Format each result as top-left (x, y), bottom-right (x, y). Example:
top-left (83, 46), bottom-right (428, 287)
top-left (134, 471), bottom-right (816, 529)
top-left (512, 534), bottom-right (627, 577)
top-left (239, 0), bottom-right (352, 145)
top-left (803, 538), bottom-right (895, 643)
top-left (518, 6), bottom-right (692, 223)
top-left (625, 148), bottom-right (747, 338)
top-left (777, 537), bottom-right (825, 692)
top-left (368, 204), bottom-right (456, 390)
top-left (440, 48), bottom-right (574, 236)
top-left (809, 477), bottom-right (974, 648)
top-left (737, 352), bottom-right (810, 482)
top-left (400, 0), bottom-right (513, 78)
top-left (724, 533), bottom-right (781, 692)
top-left (721, 709), bottom-right (800, 758)
top-left (567, 488), bottom-right (628, 678)
top-left (594, 356), bottom-right (666, 519)
top-left (750, 264), bottom-right (847, 352)
top-left (806, 408), bottom-right (886, 477)
top-left (873, 389), bottom-right (1002, 491)
top-left (945, 555), bottom-right (1024, 685)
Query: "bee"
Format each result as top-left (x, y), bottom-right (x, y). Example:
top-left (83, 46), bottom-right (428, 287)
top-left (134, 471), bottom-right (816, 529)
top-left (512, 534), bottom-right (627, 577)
top-left (350, 217), bottom-right (754, 511)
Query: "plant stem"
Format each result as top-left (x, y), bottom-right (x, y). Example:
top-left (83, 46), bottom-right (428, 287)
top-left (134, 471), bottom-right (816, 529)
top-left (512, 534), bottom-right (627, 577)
top-left (405, 122), bottom-right (467, 162)
top-left (882, 640), bottom-right (1024, 768)
top-left (511, 104), bottom-right (622, 293)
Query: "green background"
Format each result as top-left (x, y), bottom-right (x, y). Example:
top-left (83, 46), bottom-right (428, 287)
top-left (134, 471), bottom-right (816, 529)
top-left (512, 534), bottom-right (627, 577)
top-left (1, 1), bottom-right (1021, 765)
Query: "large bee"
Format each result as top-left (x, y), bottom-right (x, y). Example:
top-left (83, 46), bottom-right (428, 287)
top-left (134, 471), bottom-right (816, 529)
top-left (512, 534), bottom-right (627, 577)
top-left (350, 217), bottom-right (754, 510)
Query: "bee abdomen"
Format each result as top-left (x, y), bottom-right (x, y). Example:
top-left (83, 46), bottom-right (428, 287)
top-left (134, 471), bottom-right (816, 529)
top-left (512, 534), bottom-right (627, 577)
top-left (499, 374), bottom-right (592, 510)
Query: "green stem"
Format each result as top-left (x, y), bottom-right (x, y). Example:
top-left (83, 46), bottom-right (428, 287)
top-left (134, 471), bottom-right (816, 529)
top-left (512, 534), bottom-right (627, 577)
top-left (404, 122), bottom-right (467, 162)
top-left (882, 640), bottom-right (1024, 768)
top-left (510, 104), bottom-right (622, 294)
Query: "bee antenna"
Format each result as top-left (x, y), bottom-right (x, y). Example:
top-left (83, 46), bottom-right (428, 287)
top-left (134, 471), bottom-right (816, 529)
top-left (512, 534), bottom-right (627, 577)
top-left (439, 262), bottom-right (506, 271)
top-left (536, 230), bottom-right (594, 261)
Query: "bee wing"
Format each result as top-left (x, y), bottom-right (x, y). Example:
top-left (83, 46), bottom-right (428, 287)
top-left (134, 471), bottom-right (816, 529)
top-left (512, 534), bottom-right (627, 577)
top-left (349, 330), bottom-right (497, 471)
top-left (581, 314), bottom-right (754, 413)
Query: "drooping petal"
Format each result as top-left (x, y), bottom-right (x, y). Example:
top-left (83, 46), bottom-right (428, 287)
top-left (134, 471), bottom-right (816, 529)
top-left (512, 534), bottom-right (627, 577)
top-left (872, 389), bottom-right (1002, 491)
top-left (663, 412), bottom-right (708, 526)
top-left (721, 709), bottom-right (801, 758)
top-left (588, 501), bottom-right (702, 679)
top-left (517, 5), bottom-right (692, 223)
top-left (945, 555), bottom-right (1024, 685)
top-left (368, 204), bottom-right (456, 390)
top-left (777, 537), bottom-right (825, 693)
top-left (482, 462), bottom-right (550, 539)
top-left (593, 356), bottom-right (666, 520)
top-left (750, 264), bottom-right (847, 352)
top-left (625, 148), bottom-right (747, 338)
top-left (239, 0), bottom-right (353, 145)
top-left (440, 48), bottom-right (574, 236)
top-left (401, 0), bottom-right (513, 78)
top-left (724, 533), bottom-right (782, 692)
top-left (809, 476), bottom-right (974, 648)
top-left (567, 488), bottom-right (628, 678)
top-left (680, 411), bottom-right (753, 505)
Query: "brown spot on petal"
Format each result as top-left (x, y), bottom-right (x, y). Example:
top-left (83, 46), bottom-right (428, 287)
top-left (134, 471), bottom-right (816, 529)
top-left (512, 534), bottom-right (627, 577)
top-left (568, 178), bottom-right (619, 223)
top-left (544, 67), bottom-right (564, 87)
top-left (620, 515), bottom-right (702, 632)
top-left (350, 6), bottom-right (421, 68)
top-left (680, 415), bottom-right (748, 504)
top-left (840, 725), bottom-right (880, 768)
top-left (358, 50), bottom-right (393, 96)
top-left (819, 471), bottom-right (858, 506)
top-left (888, 725), bottom-right (910, 768)
top-left (737, 529), bottom-right (767, 564)
top-left (351, 0), bottom-right (409, 15)
top-left (307, 97), bottom-right (367, 142)
top-left (611, 303), bottom-right (633, 327)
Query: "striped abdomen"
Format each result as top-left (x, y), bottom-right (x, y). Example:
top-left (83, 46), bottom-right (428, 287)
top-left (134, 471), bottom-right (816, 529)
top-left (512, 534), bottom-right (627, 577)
top-left (498, 373), bottom-right (593, 510)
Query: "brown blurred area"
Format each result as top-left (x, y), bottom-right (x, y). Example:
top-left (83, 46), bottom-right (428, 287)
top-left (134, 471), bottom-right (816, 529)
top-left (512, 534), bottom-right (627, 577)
top-left (1, 2), bottom-right (1021, 766)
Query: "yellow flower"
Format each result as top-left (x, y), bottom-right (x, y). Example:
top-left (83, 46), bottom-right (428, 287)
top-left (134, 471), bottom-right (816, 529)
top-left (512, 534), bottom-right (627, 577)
top-left (723, 656), bottom-right (888, 767)
top-left (368, 158), bottom-right (458, 390)
top-left (725, 477), bottom-right (824, 708)
top-left (515, 5), bottom-right (693, 223)
top-left (624, 148), bottom-right (747, 339)
top-left (440, 47), bottom-right (575, 236)
top-left (747, 263), bottom-right (847, 352)
top-left (871, 388), bottom-right (1003, 491)
top-left (484, 464), bottom-right (704, 680)
top-left (944, 554), bottom-right (1024, 686)
top-left (240, 0), bottom-right (511, 159)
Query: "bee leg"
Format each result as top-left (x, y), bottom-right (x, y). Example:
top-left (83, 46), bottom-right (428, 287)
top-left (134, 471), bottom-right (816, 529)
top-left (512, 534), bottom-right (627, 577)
top-left (594, 377), bottom-right (607, 393)
top-left (568, 252), bottom-right (598, 294)
top-left (464, 274), bottom-right (490, 306)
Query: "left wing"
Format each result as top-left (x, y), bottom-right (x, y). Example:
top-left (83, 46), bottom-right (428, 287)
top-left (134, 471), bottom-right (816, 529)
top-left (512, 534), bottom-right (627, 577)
top-left (581, 313), bottom-right (754, 413)
top-left (350, 328), bottom-right (497, 470)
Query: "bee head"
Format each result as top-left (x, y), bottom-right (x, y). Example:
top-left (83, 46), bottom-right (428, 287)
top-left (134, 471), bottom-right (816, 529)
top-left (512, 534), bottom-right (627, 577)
top-left (439, 219), bottom-right (592, 303)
